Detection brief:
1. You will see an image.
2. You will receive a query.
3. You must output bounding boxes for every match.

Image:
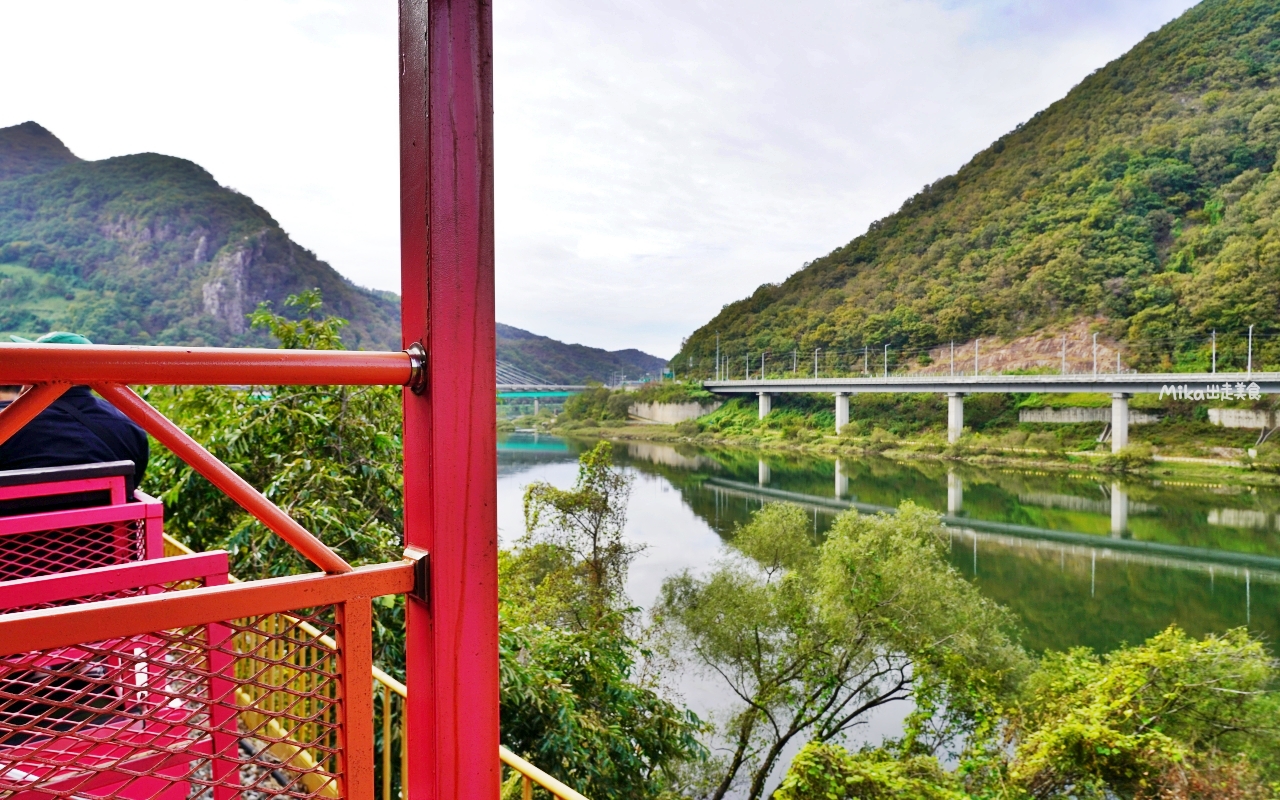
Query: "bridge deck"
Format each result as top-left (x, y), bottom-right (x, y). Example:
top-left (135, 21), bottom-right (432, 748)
top-left (705, 371), bottom-right (1280, 395)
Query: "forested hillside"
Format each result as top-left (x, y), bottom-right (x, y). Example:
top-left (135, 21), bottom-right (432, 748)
top-left (677, 0), bottom-right (1280, 374)
top-left (497, 323), bottom-right (666, 383)
top-left (0, 122), bottom-right (400, 349)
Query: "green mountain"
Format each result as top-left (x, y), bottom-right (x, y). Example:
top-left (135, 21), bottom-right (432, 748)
top-left (497, 323), bottom-right (666, 384)
top-left (677, 0), bottom-right (1280, 374)
top-left (0, 122), bottom-right (400, 349)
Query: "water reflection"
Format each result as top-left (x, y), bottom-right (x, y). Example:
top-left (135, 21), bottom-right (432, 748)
top-left (497, 433), bottom-right (1280, 653)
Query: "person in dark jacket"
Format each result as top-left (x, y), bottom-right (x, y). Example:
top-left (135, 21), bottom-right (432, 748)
top-left (0, 332), bottom-right (149, 494)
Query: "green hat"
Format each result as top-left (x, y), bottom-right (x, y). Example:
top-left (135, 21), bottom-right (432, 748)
top-left (10, 331), bottom-right (93, 345)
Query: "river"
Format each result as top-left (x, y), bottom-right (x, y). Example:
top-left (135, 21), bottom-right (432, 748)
top-left (497, 432), bottom-right (1280, 790)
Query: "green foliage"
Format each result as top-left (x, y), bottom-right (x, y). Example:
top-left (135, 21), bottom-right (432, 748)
top-left (563, 387), bottom-right (632, 422)
top-left (498, 620), bottom-right (705, 800)
top-left (142, 293), bottom-right (405, 668)
top-left (657, 502), bottom-right (1026, 800)
top-left (774, 743), bottom-right (965, 800)
top-left (677, 0), bottom-right (1280, 372)
top-left (1104, 442), bottom-right (1156, 471)
top-left (629, 381), bottom-right (716, 405)
top-left (502, 443), bottom-right (704, 799)
top-left (1009, 626), bottom-right (1280, 799)
top-left (144, 293), bottom-right (403, 578)
top-left (520, 442), bottom-right (639, 626)
top-left (0, 124), bottom-right (398, 348)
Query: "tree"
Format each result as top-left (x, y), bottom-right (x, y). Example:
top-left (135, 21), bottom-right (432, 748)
top-left (520, 441), bottom-right (640, 627)
top-left (657, 502), bottom-right (1026, 800)
top-left (143, 290), bottom-right (406, 667)
top-left (1009, 625), bottom-right (1280, 799)
top-left (772, 742), bottom-right (965, 800)
top-left (501, 441), bottom-right (704, 799)
top-left (774, 625), bottom-right (1280, 799)
top-left (144, 290), bottom-right (403, 578)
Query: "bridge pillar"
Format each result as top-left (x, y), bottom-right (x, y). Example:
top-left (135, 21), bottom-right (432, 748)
top-left (758, 392), bottom-right (772, 420)
top-left (1110, 481), bottom-right (1128, 537)
top-left (947, 470), bottom-right (963, 516)
top-left (947, 392), bottom-right (965, 443)
top-left (834, 392), bottom-right (849, 433)
top-left (1111, 393), bottom-right (1130, 453)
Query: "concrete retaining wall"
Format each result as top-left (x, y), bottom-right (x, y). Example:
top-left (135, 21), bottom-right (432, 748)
top-left (1208, 408), bottom-right (1274, 429)
top-left (1019, 407), bottom-right (1162, 424)
top-left (629, 401), bottom-right (722, 424)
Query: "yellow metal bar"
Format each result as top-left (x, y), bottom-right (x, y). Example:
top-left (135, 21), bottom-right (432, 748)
top-left (499, 748), bottom-right (590, 800)
top-left (381, 682), bottom-right (392, 800)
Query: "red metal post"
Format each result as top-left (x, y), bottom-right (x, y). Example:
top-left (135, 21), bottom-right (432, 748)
top-left (338, 596), bottom-right (376, 800)
top-left (400, 1), bottom-right (499, 798)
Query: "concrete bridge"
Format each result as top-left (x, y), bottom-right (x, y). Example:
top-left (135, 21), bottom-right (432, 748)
top-left (704, 372), bottom-right (1280, 452)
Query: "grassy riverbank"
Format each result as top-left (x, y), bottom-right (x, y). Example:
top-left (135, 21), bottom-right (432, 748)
top-left (504, 387), bottom-right (1280, 485)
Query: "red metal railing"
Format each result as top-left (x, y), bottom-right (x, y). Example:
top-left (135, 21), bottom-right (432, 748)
top-left (0, 1), bottom-right (504, 797)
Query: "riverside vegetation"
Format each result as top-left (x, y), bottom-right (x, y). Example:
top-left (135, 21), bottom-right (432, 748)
top-left (540, 382), bottom-right (1280, 479)
top-left (145, 298), bottom-right (1280, 799)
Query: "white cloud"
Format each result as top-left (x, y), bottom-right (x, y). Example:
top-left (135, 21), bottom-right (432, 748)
top-left (0, 0), bottom-right (1197, 356)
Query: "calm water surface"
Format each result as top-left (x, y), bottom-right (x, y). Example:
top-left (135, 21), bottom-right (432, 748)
top-left (497, 433), bottom-right (1280, 788)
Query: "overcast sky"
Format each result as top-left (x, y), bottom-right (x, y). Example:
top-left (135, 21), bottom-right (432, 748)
top-left (0, 0), bottom-right (1197, 357)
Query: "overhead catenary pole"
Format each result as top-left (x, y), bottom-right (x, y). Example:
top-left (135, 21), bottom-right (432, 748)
top-left (1248, 324), bottom-right (1254, 377)
top-left (793, 349), bottom-right (797, 375)
top-left (399, 0), bottom-right (500, 796)
top-left (1212, 330), bottom-right (1216, 375)
top-left (863, 345), bottom-right (868, 374)
top-left (1061, 335), bottom-right (1067, 375)
top-left (1093, 333), bottom-right (1098, 377)
top-left (950, 340), bottom-right (954, 377)
top-left (883, 344), bottom-right (888, 378)
top-left (974, 339), bottom-right (979, 376)
top-left (814, 348), bottom-right (820, 379)
top-left (716, 333), bottom-right (720, 381)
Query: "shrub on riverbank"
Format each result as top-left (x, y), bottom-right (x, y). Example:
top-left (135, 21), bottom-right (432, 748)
top-left (774, 625), bottom-right (1280, 799)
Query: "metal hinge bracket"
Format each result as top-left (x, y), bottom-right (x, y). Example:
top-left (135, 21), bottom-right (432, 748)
top-left (405, 546), bottom-right (430, 605)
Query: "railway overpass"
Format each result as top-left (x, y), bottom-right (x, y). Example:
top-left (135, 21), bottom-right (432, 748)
top-left (704, 371), bottom-right (1280, 452)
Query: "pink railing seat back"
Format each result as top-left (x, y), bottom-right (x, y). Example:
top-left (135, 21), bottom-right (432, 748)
top-left (0, 553), bottom-right (235, 800)
top-left (0, 462), bottom-right (161, 582)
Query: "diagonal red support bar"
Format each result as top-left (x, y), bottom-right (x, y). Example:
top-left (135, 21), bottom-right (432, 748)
top-left (0, 343), bottom-right (413, 386)
top-left (92, 382), bottom-right (354, 575)
top-left (0, 382), bottom-right (69, 448)
top-left (400, 0), bottom-right (500, 798)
